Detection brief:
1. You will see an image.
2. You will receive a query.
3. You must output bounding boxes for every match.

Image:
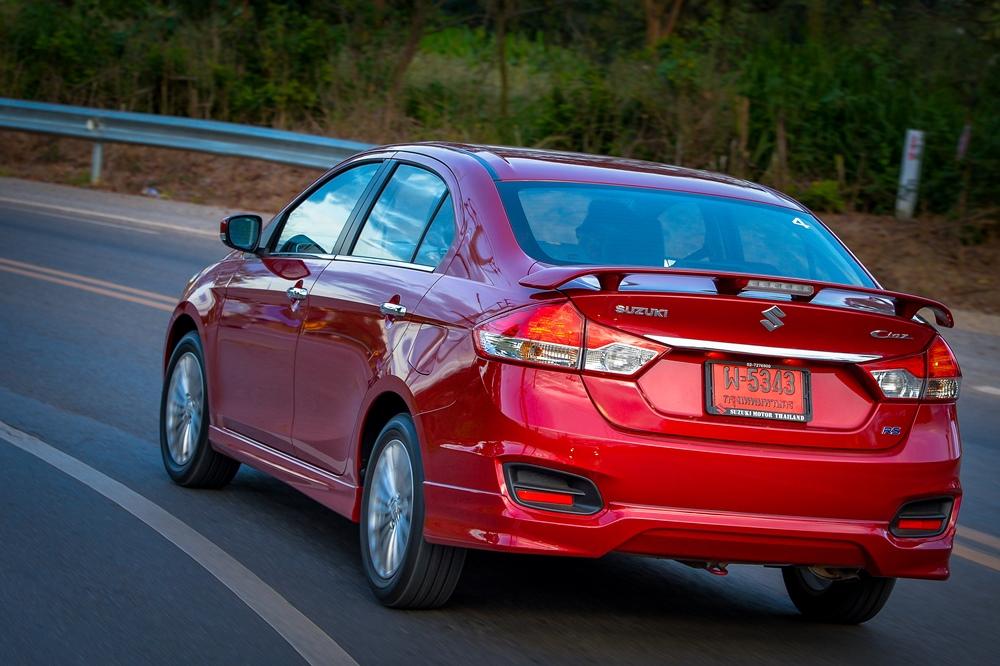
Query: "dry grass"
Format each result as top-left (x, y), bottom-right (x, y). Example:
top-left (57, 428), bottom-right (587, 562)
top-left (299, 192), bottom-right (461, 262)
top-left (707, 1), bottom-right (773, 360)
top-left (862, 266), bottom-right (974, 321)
top-left (822, 213), bottom-right (1000, 316)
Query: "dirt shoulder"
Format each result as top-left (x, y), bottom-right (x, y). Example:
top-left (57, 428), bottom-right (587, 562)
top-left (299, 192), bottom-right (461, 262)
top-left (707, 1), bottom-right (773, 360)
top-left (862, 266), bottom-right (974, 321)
top-left (820, 212), bottom-right (999, 321)
top-left (3, 130), bottom-right (997, 321)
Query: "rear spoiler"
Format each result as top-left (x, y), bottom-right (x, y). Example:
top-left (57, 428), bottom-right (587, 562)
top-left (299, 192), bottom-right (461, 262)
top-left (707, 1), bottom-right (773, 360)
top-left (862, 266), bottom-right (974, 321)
top-left (519, 265), bottom-right (954, 328)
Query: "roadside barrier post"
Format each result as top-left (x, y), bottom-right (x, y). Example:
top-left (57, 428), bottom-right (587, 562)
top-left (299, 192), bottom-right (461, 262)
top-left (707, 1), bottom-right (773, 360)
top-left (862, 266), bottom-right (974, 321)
top-left (90, 141), bottom-right (103, 185)
top-left (895, 129), bottom-right (924, 219)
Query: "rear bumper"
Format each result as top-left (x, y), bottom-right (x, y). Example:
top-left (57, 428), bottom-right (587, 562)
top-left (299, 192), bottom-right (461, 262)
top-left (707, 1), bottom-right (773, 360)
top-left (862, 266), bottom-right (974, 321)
top-left (416, 362), bottom-right (962, 580)
top-left (424, 483), bottom-right (959, 579)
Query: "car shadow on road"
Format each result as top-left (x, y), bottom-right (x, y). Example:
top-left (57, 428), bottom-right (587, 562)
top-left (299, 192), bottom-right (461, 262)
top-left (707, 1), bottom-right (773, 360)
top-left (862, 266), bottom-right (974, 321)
top-left (214, 467), bottom-right (920, 664)
top-left (226, 467), bottom-right (805, 623)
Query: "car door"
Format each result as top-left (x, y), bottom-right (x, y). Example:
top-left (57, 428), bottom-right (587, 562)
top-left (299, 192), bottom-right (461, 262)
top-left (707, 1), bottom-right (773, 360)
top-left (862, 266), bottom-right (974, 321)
top-left (213, 160), bottom-right (385, 453)
top-left (291, 159), bottom-right (458, 474)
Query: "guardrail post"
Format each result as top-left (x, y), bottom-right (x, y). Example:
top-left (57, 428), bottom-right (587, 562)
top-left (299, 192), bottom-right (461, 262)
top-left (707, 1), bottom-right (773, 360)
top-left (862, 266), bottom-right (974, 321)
top-left (895, 129), bottom-right (924, 220)
top-left (90, 142), bottom-right (103, 185)
top-left (85, 117), bottom-right (104, 185)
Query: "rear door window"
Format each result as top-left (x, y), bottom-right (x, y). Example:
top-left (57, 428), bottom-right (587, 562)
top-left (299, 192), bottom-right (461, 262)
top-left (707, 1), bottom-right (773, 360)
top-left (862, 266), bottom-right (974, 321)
top-left (351, 164), bottom-right (454, 267)
top-left (413, 195), bottom-right (455, 267)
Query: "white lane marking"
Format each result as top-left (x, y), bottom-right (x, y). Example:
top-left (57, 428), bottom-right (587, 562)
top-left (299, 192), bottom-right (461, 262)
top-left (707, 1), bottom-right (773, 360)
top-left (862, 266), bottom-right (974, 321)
top-left (0, 257), bottom-right (177, 304)
top-left (961, 526), bottom-right (1000, 551)
top-left (0, 196), bottom-right (217, 238)
top-left (0, 420), bottom-right (357, 666)
top-left (953, 543), bottom-right (1000, 573)
top-left (972, 385), bottom-right (1000, 397)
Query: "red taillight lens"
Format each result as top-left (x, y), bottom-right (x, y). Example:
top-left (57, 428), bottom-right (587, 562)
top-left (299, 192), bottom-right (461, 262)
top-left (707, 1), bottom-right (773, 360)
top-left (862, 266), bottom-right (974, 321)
top-left (475, 301), bottom-right (584, 369)
top-left (474, 301), bottom-right (666, 375)
top-left (927, 337), bottom-right (960, 377)
top-left (925, 336), bottom-right (962, 399)
top-left (864, 335), bottom-right (961, 401)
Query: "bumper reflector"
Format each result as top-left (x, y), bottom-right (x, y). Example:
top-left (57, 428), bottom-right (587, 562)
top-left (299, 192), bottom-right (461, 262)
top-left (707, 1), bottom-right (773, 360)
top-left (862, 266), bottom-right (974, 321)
top-left (895, 518), bottom-right (943, 532)
top-left (505, 464), bottom-right (603, 515)
top-left (890, 497), bottom-right (953, 538)
top-left (515, 488), bottom-right (575, 506)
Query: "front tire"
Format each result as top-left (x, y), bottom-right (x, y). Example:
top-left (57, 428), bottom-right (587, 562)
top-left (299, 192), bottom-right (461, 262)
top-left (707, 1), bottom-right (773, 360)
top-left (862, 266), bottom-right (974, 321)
top-left (360, 414), bottom-right (466, 608)
top-left (160, 331), bottom-right (239, 488)
top-left (782, 566), bottom-right (895, 624)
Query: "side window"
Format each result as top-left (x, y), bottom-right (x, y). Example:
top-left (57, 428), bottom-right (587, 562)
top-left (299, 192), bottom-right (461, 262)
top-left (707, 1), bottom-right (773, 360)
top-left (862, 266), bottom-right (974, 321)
top-left (413, 195), bottom-right (455, 267)
top-left (351, 164), bottom-right (448, 264)
top-left (274, 162), bottom-right (381, 254)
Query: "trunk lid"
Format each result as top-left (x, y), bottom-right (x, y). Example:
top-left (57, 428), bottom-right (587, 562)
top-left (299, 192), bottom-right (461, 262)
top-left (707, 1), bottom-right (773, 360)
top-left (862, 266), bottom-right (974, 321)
top-left (525, 267), bottom-right (951, 451)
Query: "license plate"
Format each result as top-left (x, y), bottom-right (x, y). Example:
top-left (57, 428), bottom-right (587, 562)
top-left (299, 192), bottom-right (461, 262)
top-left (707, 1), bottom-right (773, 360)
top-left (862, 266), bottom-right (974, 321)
top-left (705, 361), bottom-right (811, 422)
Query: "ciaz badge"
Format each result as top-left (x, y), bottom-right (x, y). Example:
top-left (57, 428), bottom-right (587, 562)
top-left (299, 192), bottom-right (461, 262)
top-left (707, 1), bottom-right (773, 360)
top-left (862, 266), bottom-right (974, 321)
top-left (871, 330), bottom-right (913, 340)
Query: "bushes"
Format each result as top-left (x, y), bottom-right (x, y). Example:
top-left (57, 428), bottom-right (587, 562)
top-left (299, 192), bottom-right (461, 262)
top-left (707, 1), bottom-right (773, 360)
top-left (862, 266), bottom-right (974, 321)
top-left (0, 0), bottom-right (996, 214)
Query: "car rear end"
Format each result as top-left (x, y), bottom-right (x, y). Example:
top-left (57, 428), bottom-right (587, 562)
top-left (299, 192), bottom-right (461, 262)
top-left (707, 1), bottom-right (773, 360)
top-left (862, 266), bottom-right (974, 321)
top-left (422, 178), bottom-right (962, 582)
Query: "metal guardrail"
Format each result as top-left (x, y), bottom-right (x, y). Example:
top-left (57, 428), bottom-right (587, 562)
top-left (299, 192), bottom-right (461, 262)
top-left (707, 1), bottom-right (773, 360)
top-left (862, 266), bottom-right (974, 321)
top-left (0, 97), bottom-right (374, 183)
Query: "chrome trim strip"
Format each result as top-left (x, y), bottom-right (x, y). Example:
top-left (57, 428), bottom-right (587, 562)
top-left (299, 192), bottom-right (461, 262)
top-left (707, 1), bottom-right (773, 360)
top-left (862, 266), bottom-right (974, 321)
top-left (212, 426), bottom-right (356, 489)
top-left (646, 335), bottom-right (881, 363)
top-left (266, 252), bottom-right (338, 260)
top-left (333, 254), bottom-right (435, 272)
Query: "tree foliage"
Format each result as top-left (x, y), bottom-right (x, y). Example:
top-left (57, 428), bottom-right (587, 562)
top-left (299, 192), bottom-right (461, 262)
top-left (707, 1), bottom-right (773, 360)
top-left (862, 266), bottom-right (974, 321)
top-left (1, 0), bottom-right (996, 213)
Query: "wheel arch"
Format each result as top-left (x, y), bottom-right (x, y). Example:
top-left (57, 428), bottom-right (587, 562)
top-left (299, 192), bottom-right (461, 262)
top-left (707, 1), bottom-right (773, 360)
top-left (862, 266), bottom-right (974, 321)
top-left (163, 309), bottom-right (202, 372)
top-left (357, 390), bottom-right (413, 486)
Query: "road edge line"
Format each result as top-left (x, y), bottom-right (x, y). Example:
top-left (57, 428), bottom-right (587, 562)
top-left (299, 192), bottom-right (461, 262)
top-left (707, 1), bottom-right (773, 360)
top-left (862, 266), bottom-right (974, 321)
top-left (0, 419), bottom-right (357, 666)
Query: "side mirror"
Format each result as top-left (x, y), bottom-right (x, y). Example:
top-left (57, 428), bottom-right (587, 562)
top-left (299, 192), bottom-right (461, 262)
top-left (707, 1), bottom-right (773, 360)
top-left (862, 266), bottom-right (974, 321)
top-left (220, 214), bottom-right (262, 252)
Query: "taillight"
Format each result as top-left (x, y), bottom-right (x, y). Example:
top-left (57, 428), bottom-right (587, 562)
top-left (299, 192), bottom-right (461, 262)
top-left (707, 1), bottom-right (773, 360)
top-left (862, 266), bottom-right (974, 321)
top-left (867, 353), bottom-right (925, 399)
top-left (474, 300), bottom-right (666, 376)
top-left (864, 335), bottom-right (961, 401)
top-left (475, 301), bottom-right (583, 369)
top-left (583, 319), bottom-right (664, 375)
top-left (925, 336), bottom-right (962, 399)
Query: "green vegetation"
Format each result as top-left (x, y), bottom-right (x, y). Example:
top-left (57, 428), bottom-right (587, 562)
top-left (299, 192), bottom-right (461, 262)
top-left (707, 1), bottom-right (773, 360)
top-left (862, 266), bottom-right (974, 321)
top-left (1, 0), bottom-right (997, 214)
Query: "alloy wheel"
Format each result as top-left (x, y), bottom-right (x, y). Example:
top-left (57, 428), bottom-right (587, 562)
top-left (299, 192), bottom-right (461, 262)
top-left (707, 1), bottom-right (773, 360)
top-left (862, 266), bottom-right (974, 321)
top-left (366, 439), bottom-right (414, 579)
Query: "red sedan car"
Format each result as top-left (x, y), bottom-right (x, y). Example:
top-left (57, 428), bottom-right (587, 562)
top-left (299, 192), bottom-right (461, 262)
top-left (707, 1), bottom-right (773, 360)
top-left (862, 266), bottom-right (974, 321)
top-left (160, 143), bottom-right (962, 622)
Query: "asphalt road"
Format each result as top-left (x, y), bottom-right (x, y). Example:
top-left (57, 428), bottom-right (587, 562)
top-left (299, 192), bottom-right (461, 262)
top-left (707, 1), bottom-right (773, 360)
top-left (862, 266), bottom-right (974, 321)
top-left (1, 178), bottom-right (998, 665)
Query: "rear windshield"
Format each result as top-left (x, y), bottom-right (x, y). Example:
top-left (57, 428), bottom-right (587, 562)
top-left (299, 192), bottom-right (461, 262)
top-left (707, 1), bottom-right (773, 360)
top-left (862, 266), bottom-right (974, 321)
top-left (499, 182), bottom-right (875, 288)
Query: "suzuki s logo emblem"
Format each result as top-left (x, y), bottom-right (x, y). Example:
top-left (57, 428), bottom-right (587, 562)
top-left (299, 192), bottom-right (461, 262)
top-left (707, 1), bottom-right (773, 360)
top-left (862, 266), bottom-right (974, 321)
top-left (615, 304), bottom-right (668, 318)
top-left (760, 306), bottom-right (786, 332)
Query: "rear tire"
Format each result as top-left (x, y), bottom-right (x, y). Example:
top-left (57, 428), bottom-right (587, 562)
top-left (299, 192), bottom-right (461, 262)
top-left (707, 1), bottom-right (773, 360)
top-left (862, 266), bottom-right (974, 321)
top-left (360, 414), bottom-right (466, 608)
top-left (782, 566), bottom-right (895, 624)
top-left (160, 331), bottom-right (239, 488)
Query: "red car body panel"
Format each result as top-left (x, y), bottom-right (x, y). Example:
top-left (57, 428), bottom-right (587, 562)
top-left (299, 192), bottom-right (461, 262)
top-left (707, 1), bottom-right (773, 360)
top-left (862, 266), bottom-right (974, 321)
top-left (164, 142), bottom-right (962, 580)
top-left (216, 255), bottom-right (331, 452)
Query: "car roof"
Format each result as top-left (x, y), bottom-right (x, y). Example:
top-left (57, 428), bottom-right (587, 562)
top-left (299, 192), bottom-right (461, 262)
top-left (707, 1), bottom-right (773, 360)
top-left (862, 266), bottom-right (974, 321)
top-left (385, 141), bottom-right (805, 212)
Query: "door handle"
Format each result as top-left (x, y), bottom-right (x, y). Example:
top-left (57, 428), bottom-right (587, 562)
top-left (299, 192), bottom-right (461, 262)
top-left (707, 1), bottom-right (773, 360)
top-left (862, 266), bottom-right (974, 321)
top-left (379, 302), bottom-right (407, 318)
top-left (286, 286), bottom-right (309, 301)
